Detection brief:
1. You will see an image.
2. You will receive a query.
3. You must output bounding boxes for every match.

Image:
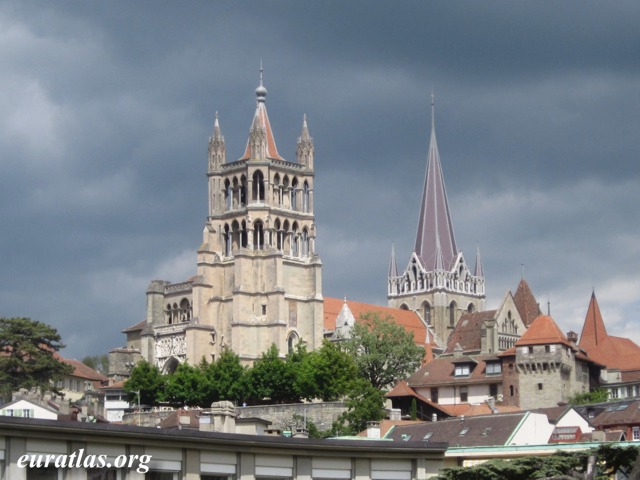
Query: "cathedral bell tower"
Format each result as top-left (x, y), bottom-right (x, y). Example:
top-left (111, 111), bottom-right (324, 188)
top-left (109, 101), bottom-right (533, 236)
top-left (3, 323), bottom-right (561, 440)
top-left (191, 68), bottom-right (323, 363)
top-left (387, 95), bottom-right (485, 346)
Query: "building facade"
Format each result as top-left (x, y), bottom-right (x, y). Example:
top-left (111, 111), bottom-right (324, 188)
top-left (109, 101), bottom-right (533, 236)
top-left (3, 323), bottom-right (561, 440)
top-left (118, 71), bottom-right (323, 371)
top-left (388, 97), bottom-right (485, 346)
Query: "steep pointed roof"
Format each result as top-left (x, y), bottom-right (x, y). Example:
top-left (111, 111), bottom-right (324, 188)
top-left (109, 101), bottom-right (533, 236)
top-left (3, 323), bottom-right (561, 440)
top-left (239, 68), bottom-right (284, 161)
top-left (513, 279), bottom-right (542, 327)
top-left (579, 292), bottom-right (608, 350)
top-left (515, 315), bottom-right (570, 347)
top-left (578, 292), bottom-right (640, 371)
top-left (414, 96), bottom-right (458, 271)
top-left (388, 243), bottom-right (399, 278)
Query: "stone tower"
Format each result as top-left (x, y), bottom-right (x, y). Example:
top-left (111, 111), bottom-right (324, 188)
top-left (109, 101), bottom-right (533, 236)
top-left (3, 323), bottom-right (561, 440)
top-left (387, 96), bottom-right (485, 346)
top-left (129, 70), bottom-right (323, 371)
top-left (194, 70), bottom-right (323, 363)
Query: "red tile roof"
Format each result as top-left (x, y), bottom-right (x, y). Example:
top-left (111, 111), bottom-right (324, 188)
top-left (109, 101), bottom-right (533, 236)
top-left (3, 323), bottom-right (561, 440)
top-left (407, 353), bottom-right (502, 388)
top-left (513, 279), bottom-right (542, 327)
top-left (578, 293), bottom-right (640, 371)
top-left (53, 354), bottom-right (108, 382)
top-left (445, 310), bottom-right (497, 353)
top-left (324, 297), bottom-right (434, 354)
top-left (515, 315), bottom-right (570, 347)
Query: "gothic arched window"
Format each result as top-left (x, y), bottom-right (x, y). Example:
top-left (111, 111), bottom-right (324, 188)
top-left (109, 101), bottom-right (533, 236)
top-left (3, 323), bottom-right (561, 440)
top-left (449, 301), bottom-right (457, 327)
top-left (252, 170), bottom-right (265, 202)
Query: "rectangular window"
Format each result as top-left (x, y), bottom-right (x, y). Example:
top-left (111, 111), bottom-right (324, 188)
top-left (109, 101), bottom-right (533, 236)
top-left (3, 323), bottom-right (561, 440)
top-left (430, 387), bottom-right (438, 403)
top-left (455, 364), bottom-right (470, 377)
top-left (460, 387), bottom-right (468, 403)
top-left (633, 427), bottom-right (640, 441)
top-left (486, 363), bottom-right (501, 375)
top-left (545, 345), bottom-right (551, 353)
top-left (538, 383), bottom-right (543, 390)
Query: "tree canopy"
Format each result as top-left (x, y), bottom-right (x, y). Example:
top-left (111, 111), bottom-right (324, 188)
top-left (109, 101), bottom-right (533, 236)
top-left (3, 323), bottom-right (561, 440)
top-left (343, 311), bottom-right (424, 390)
top-left (0, 317), bottom-right (73, 402)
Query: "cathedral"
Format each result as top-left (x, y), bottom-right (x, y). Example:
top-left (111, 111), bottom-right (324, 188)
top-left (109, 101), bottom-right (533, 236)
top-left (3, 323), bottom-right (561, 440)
top-left (387, 96), bottom-right (486, 347)
top-left (115, 70), bottom-right (323, 372)
top-left (112, 74), bottom-right (509, 377)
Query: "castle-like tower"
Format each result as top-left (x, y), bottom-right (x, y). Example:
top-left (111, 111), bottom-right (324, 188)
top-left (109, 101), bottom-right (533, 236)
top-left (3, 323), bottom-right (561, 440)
top-left (387, 96), bottom-right (485, 346)
top-left (130, 70), bottom-right (323, 370)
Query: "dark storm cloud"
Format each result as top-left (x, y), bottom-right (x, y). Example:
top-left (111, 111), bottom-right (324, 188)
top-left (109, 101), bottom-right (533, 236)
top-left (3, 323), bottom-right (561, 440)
top-left (1, 1), bottom-right (639, 358)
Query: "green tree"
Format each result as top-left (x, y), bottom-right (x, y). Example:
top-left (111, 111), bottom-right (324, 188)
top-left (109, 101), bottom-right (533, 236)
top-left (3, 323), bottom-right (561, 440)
top-left (246, 344), bottom-right (300, 404)
top-left (330, 379), bottom-right (386, 436)
top-left (0, 317), bottom-right (73, 402)
top-left (343, 311), bottom-right (424, 390)
top-left (81, 354), bottom-right (109, 374)
top-left (204, 349), bottom-right (250, 405)
top-left (164, 362), bottom-right (208, 406)
top-left (295, 340), bottom-right (357, 401)
top-left (568, 388), bottom-right (609, 405)
top-left (124, 360), bottom-right (166, 405)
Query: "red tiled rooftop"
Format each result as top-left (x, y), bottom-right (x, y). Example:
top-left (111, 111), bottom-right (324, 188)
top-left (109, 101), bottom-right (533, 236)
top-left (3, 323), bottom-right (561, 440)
top-left (515, 315), bottom-right (570, 347)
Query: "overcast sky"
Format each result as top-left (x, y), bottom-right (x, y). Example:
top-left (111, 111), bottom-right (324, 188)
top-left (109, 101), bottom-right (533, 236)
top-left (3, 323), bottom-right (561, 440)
top-left (2, 1), bottom-right (639, 360)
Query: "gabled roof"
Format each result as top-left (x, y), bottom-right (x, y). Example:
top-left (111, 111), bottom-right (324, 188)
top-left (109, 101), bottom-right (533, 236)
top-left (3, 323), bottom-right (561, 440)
top-left (53, 354), bottom-right (108, 382)
top-left (513, 279), bottom-right (542, 327)
top-left (515, 315), bottom-right (570, 347)
top-left (386, 412), bottom-right (529, 447)
top-left (414, 98), bottom-right (458, 272)
top-left (385, 381), bottom-right (453, 418)
top-left (445, 310), bottom-right (497, 354)
top-left (323, 297), bottom-right (436, 353)
top-left (577, 400), bottom-right (640, 429)
top-left (407, 353), bottom-right (502, 388)
top-left (578, 293), bottom-right (640, 371)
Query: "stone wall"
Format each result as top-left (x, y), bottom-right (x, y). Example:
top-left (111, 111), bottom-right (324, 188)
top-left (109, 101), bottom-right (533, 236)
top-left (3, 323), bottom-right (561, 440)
top-left (237, 402), bottom-right (347, 431)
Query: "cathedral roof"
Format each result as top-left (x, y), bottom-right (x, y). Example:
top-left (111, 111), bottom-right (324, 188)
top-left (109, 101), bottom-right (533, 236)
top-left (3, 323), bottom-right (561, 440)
top-left (239, 68), bottom-right (284, 162)
top-left (578, 292), bottom-right (640, 371)
top-left (445, 310), bottom-right (497, 354)
top-left (515, 315), bottom-right (570, 347)
top-left (414, 97), bottom-right (458, 271)
top-left (513, 279), bottom-right (542, 327)
top-left (323, 297), bottom-right (437, 355)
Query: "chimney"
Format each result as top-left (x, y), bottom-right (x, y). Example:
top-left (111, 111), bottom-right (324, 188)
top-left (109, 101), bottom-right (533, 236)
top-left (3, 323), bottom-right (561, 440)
top-left (389, 408), bottom-right (401, 421)
top-left (366, 421), bottom-right (381, 439)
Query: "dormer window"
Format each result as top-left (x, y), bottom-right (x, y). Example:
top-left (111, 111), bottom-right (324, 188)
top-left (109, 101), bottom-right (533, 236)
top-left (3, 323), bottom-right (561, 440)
top-left (455, 364), bottom-right (471, 377)
top-left (486, 362), bottom-right (502, 375)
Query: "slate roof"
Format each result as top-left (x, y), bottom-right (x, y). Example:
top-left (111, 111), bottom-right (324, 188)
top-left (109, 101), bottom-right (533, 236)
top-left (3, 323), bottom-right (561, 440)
top-left (578, 293), bottom-right (640, 371)
top-left (576, 400), bottom-right (640, 429)
top-left (445, 310), bottom-right (497, 354)
top-left (386, 412), bottom-right (529, 447)
top-left (513, 279), bottom-right (542, 327)
top-left (414, 100), bottom-right (458, 272)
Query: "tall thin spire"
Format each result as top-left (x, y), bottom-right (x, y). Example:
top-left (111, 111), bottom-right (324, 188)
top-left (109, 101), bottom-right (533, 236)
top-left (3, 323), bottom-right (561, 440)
top-left (414, 93), bottom-right (458, 270)
top-left (296, 113), bottom-right (314, 167)
top-left (208, 111), bottom-right (226, 169)
top-left (388, 243), bottom-right (399, 278)
top-left (474, 243), bottom-right (484, 277)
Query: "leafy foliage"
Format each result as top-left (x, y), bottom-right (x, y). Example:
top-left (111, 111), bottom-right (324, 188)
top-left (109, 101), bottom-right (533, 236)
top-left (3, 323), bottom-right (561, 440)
top-left (203, 349), bottom-right (249, 404)
top-left (81, 354), bottom-right (109, 374)
top-left (246, 344), bottom-right (300, 404)
top-left (124, 360), bottom-right (166, 405)
top-left (568, 388), bottom-right (609, 405)
top-left (295, 340), bottom-right (357, 401)
top-left (0, 317), bottom-right (73, 401)
top-left (434, 445), bottom-right (640, 480)
top-left (343, 311), bottom-right (424, 389)
top-left (330, 379), bottom-right (386, 436)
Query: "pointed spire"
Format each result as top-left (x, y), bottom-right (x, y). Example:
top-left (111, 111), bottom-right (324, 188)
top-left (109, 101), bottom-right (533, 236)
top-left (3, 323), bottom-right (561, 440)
top-left (474, 243), bottom-right (484, 277)
top-left (579, 291), bottom-right (608, 349)
top-left (388, 243), bottom-right (399, 278)
top-left (414, 93), bottom-right (458, 271)
top-left (208, 111), bottom-right (226, 170)
top-left (296, 113), bottom-right (314, 167)
top-left (240, 64), bottom-right (284, 161)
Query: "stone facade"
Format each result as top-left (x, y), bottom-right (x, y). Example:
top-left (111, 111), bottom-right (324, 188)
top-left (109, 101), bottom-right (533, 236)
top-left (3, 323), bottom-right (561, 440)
top-left (118, 74), bottom-right (323, 370)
